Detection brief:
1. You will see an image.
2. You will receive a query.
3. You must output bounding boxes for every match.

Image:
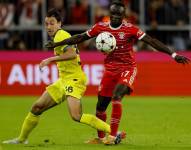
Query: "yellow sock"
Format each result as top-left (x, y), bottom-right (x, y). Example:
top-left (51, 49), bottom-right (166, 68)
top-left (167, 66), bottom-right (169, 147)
top-left (80, 114), bottom-right (110, 133)
top-left (18, 112), bottom-right (40, 142)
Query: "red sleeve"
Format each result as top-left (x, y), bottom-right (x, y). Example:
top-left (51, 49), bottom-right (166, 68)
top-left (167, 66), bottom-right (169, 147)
top-left (86, 23), bottom-right (101, 37)
top-left (129, 25), bottom-right (146, 40)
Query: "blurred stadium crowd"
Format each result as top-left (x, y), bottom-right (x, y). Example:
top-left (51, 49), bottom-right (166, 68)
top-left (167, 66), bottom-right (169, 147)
top-left (0, 0), bottom-right (190, 51)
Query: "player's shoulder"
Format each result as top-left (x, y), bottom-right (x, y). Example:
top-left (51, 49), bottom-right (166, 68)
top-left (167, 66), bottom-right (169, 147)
top-left (95, 21), bottom-right (110, 27)
top-left (122, 20), bottom-right (134, 28)
top-left (55, 29), bottom-right (71, 37)
top-left (54, 29), bottom-right (71, 42)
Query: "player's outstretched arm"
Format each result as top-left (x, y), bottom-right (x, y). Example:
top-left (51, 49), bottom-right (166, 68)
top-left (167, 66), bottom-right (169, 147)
top-left (45, 32), bottom-right (91, 49)
top-left (141, 34), bottom-right (190, 64)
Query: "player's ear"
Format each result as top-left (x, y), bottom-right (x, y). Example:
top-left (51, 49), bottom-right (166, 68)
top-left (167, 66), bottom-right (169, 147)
top-left (58, 21), bottom-right (62, 27)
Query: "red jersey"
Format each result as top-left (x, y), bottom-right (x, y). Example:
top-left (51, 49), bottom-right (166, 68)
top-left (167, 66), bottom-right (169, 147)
top-left (86, 20), bottom-right (145, 72)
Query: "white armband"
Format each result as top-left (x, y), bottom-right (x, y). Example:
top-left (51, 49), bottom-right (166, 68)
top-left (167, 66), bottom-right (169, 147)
top-left (171, 52), bottom-right (177, 58)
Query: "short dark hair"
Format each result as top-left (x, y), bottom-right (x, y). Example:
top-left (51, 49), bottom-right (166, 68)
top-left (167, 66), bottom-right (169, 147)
top-left (111, 0), bottom-right (125, 7)
top-left (46, 8), bottom-right (62, 22)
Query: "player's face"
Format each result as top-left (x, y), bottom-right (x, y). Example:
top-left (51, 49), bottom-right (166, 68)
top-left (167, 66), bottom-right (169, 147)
top-left (109, 4), bottom-right (125, 27)
top-left (45, 17), bottom-right (61, 37)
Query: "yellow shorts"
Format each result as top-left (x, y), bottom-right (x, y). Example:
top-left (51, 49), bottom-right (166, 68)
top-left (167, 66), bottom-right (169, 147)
top-left (46, 75), bottom-right (87, 104)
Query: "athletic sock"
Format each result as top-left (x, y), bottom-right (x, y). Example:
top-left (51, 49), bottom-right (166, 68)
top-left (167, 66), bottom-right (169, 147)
top-left (18, 112), bottom-right (40, 142)
top-left (96, 111), bottom-right (107, 138)
top-left (110, 100), bottom-right (122, 136)
top-left (80, 114), bottom-right (110, 133)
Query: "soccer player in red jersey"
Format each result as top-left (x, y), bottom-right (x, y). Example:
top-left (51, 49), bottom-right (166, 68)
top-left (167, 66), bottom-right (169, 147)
top-left (45, 0), bottom-right (190, 145)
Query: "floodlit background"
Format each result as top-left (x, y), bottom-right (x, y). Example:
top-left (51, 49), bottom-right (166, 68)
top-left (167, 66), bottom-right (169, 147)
top-left (0, 0), bottom-right (191, 51)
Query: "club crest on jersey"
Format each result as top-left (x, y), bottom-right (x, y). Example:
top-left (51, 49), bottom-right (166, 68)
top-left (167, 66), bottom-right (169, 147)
top-left (118, 32), bottom-right (125, 39)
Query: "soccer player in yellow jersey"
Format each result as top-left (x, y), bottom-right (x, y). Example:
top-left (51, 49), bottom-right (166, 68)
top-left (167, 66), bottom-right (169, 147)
top-left (2, 8), bottom-right (111, 144)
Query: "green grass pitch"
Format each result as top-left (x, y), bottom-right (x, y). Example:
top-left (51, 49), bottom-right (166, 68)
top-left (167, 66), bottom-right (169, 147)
top-left (0, 96), bottom-right (191, 150)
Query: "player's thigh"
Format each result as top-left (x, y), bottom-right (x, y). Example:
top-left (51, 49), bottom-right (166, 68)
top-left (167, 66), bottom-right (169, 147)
top-left (32, 91), bottom-right (57, 113)
top-left (64, 77), bottom-right (87, 101)
top-left (118, 67), bottom-right (138, 94)
top-left (46, 78), bottom-right (66, 104)
top-left (99, 71), bottom-right (118, 97)
top-left (66, 96), bottom-right (82, 121)
top-left (64, 78), bottom-right (86, 120)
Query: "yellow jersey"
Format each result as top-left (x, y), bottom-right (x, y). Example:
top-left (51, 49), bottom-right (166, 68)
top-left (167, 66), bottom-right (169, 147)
top-left (53, 29), bottom-right (84, 79)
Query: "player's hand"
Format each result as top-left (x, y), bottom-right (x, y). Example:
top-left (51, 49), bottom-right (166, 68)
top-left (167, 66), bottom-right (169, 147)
top-left (44, 40), bottom-right (56, 49)
top-left (174, 54), bottom-right (190, 65)
top-left (39, 59), bottom-right (51, 71)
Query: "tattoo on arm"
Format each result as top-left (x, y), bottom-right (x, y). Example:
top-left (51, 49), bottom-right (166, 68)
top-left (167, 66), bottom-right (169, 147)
top-left (141, 34), bottom-right (174, 55)
top-left (55, 33), bottom-right (91, 47)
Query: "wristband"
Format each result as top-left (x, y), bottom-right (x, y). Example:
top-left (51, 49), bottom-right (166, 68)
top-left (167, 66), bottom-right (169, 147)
top-left (171, 52), bottom-right (177, 58)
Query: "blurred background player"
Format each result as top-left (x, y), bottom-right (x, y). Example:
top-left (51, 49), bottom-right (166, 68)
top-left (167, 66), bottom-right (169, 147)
top-left (45, 0), bottom-right (190, 145)
top-left (2, 8), bottom-right (113, 144)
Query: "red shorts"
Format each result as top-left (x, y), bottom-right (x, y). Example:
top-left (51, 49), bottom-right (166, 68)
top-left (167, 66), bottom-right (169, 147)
top-left (98, 67), bottom-right (137, 97)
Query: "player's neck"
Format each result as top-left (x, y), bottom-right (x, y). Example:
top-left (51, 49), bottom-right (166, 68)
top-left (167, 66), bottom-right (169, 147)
top-left (109, 23), bottom-right (122, 29)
